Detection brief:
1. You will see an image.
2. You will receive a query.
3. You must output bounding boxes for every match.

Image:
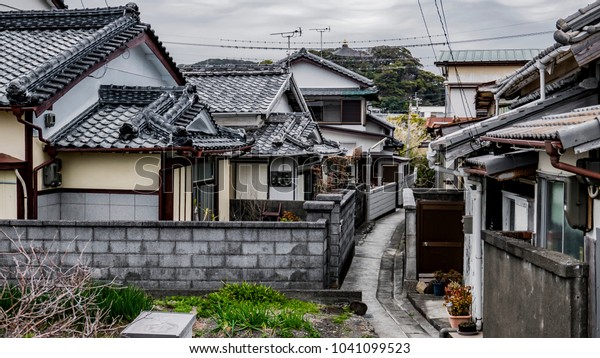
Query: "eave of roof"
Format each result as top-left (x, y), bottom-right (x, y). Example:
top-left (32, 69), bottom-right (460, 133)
top-left (428, 86), bottom-right (597, 162)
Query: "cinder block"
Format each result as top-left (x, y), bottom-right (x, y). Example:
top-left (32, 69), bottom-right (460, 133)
top-left (276, 242), bottom-right (308, 255)
top-left (258, 255), bottom-right (291, 268)
top-left (175, 241), bottom-right (208, 255)
top-left (291, 256), bottom-right (324, 268)
top-left (175, 268), bottom-right (207, 281)
top-left (160, 228), bottom-right (192, 241)
top-left (192, 280), bottom-right (222, 290)
top-left (127, 227), bottom-right (159, 241)
top-left (143, 241), bottom-right (175, 254)
top-left (127, 254), bottom-right (159, 267)
top-left (61, 227), bottom-right (93, 242)
top-left (242, 242), bottom-right (274, 255)
top-left (308, 242), bottom-right (325, 255)
top-left (226, 255), bottom-right (258, 268)
top-left (159, 280), bottom-right (191, 291)
top-left (244, 268), bottom-right (277, 281)
top-left (159, 254), bottom-right (191, 268)
top-left (146, 268), bottom-right (177, 280)
top-left (94, 227), bottom-right (126, 241)
top-left (206, 268), bottom-right (243, 281)
top-left (226, 228), bottom-right (258, 242)
top-left (208, 241), bottom-right (226, 254)
top-left (260, 229), bottom-right (292, 242)
top-left (28, 226), bottom-right (59, 240)
top-left (290, 229), bottom-right (308, 241)
top-left (193, 228), bottom-right (225, 242)
top-left (110, 241), bottom-right (143, 254)
top-left (61, 192), bottom-right (84, 204)
top-left (192, 254), bottom-right (224, 268)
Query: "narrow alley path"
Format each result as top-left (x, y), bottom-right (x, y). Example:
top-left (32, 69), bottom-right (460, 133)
top-left (342, 209), bottom-right (438, 338)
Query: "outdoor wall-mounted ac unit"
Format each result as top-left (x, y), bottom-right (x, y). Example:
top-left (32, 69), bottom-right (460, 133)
top-left (43, 159), bottom-right (62, 188)
top-left (44, 112), bottom-right (56, 128)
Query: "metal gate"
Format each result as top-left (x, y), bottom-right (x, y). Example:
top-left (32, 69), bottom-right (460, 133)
top-left (417, 200), bottom-right (465, 276)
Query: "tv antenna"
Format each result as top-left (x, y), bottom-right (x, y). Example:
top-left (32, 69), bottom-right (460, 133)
top-left (271, 27), bottom-right (302, 68)
top-left (310, 27), bottom-right (330, 58)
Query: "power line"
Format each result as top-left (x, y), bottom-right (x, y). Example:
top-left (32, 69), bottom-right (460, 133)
top-left (219, 33), bottom-right (446, 45)
top-left (163, 30), bottom-right (553, 57)
top-left (417, 0), bottom-right (438, 65)
top-left (435, 0), bottom-right (473, 119)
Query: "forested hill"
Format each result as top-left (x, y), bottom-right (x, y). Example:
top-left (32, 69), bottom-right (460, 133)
top-left (311, 46), bottom-right (445, 113)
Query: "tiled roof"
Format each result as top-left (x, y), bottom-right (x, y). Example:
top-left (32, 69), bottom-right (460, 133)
top-left (435, 49), bottom-right (541, 64)
top-left (51, 85), bottom-right (251, 151)
top-left (282, 48), bottom-right (375, 87)
top-left (484, 105), bottom-right (600, 151)
top-left (0, 4), bottom-right (182, 107)
top-left (247, 112), bottom-right (342, 157)
top-left (182, 67), bottom-right (291, 114)
top-left (428, 86), bottom-right (597, 162)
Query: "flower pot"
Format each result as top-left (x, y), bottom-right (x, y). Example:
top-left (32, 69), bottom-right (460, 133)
top-left (432, 282), bottom-right (445, 296)
top-left (448, 315), bottom-right (471, 329)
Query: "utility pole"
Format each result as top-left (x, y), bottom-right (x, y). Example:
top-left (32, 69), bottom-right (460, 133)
top-left (271, 27), bottom-right (302, 68)
top-left (310, 27), bottom-right (330, 58)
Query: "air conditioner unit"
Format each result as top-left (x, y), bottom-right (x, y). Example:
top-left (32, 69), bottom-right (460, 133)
top-left (43, 159), bottom-right (62, 188)
top-left (44, 112), bottom-right (56, 128)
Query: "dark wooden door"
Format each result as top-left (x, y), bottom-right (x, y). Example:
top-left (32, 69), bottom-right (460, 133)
top-left (417, 200), bottom-right (465, 275)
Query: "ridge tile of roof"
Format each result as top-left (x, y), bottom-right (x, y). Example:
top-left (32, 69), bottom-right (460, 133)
top-left (51, 85), bottom-right (251, 152)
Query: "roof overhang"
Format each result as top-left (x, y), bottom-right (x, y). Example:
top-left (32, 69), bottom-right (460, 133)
top-left (0, 153), bottom-right (26, 170)
top-left (462, 150), bottom-right (538, 181)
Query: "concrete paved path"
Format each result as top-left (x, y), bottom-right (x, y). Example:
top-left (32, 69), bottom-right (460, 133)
top-left (342, 209), bottom-right (438, 338)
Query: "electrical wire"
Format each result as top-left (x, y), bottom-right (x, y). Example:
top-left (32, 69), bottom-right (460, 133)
top-left (418, 0), bottom-right (438, 65)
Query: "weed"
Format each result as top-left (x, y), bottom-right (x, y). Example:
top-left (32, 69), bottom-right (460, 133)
top-left (332, 306), bottom-right (353, 325)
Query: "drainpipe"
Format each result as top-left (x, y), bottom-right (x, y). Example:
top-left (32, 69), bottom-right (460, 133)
top-left (465, 178), bottom-right (483, 331)
top-left (545, 141), bottom-right (600, 181)
top-left (536, 63), bottom-right (546, 101)
top-left (14, 169), bottom-right (27, 219)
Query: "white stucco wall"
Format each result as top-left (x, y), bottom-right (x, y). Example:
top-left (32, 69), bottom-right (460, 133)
top-left (446, 65), bottom-right (523, 84)
top-left (0, 170), bottom-right (18, 219)
top-left (34, 44), bottom-right (177, 139)
top-left (291, 62), bottom-right (360, 89)
top-left (446, 86), bottom-right (477, 118)
top-left (0, 113), bottom-right (25, 160)
top-left (235, 162), bottom-right (268, 200)
top-left (320, 128), bottom-right (386, 154)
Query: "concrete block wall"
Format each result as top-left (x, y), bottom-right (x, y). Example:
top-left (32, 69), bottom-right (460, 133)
top-left (304, 190), bottom-right (355, 288)
top-left (368, 182), bottom-right (397, 221)
top-left (37, 192), bottom-right (159, 221)
top-left (0, 219), bottom-right (328, 291)
top-left (483, 230), bottom-right (588, 337)
top-left (403, 189), bottom-right (417, 281)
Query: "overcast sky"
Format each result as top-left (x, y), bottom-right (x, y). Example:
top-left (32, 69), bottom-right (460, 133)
top-left (65, 1), bottom-right (591, 73)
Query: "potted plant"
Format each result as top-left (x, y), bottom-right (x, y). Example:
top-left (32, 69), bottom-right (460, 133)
top-left (444, 281), bottom-right (472, 328)
top-left (457, 320), bottom-right (477, 335)
top-left (431, 270), bottom-right (447, 296)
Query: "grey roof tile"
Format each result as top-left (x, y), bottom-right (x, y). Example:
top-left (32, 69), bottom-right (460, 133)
top-left (183, 71), bottom-right (290, 114)
top-left (435, 49), bottom-right (542, 63)
top-left (246, 112), bottom-right (342, 157)
top-left (0, 4), bottom-right (183, 107)
top-left (51, 85), bottom-right (252, 151)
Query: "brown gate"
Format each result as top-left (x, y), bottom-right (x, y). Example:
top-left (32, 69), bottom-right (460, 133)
top-left (417, 200), bottom-right (465, 276)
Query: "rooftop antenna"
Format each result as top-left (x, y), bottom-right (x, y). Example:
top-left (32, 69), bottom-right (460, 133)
top-left (310, 27), bottom-right (330, 58)
top-left (271, 27), bottom-right (302, 68)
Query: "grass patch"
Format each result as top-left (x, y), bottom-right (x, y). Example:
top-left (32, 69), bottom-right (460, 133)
top-left (332, 306), bottom-right (353, 325)
top-left (92, 284), bottom-right (154, 322)
top-left (154, 282), bottom-right (321, 337)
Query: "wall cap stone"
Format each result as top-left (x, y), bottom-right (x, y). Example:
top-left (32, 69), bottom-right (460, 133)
top-left (483, 230), bottom-right (588, 278)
